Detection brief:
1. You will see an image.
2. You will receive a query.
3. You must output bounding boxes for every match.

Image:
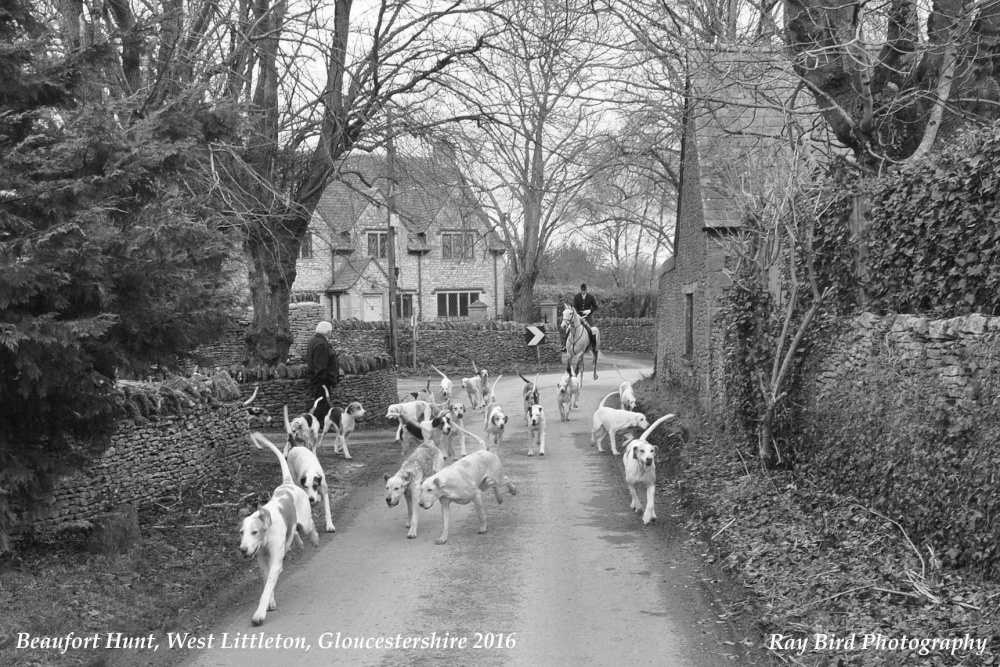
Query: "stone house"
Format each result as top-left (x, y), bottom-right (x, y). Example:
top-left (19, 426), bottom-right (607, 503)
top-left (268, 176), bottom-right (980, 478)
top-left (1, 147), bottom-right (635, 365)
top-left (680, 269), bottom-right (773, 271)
top-left (656, 46), bottom-right (834, 409)
top-left (295, 154), bottom-right (506, 322)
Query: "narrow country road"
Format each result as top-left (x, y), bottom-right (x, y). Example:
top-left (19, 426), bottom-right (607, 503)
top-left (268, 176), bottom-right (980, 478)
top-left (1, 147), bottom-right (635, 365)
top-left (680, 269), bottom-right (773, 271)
top-left (176, 354), bottom-right (752, 667)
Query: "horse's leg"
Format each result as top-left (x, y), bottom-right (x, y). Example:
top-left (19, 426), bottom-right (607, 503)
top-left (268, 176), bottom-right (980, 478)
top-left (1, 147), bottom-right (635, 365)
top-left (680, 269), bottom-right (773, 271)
top-left (591, 330), bottom-right (600, 380)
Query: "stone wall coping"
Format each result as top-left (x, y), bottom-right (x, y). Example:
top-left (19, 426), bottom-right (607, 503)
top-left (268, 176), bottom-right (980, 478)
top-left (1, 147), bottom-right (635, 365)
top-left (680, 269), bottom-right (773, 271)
top-left (856, 312), bottom-right (1000, 338)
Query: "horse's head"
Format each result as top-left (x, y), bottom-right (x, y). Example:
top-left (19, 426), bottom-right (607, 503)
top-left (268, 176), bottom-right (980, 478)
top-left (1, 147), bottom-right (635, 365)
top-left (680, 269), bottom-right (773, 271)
top-left (560, 304), bottom-right (576, 331)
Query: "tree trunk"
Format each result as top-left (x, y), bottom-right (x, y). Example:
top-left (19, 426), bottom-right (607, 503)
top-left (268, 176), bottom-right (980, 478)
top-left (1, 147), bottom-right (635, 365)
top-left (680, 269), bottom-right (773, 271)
top-left (511, 271), bottom-right (539, 323)
top-left (759, 408), bottom-right (779, 470)
top-left (243, 217), bottom-right (303, 366)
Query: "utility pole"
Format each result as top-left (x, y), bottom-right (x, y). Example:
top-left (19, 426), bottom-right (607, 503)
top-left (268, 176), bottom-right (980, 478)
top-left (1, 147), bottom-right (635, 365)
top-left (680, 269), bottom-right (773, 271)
top-left (386, 111), bottom-right (399, 365)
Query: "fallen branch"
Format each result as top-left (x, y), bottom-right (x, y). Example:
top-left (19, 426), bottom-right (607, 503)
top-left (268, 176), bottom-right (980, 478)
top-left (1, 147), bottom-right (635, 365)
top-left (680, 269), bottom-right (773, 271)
top-left (734, 446), bottom-right (751, 477)
top-left (850, 502), bottom-right (926, 579)
top-left (804, 584), bottom-right (873, 608)
top-left (711, 518), bottom-right (737, 541)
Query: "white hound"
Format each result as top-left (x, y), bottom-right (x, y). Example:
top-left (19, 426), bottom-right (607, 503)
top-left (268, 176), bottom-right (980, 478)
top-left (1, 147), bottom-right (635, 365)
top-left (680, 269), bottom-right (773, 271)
top-left (239, 433), bottom-right (320, 626)
top-left (482, 375), bottom-right (507, 454)
top-left (284, 441), bottom-right (336, 534)
top-left (418, 449), bottom-right (517, 545)
top-left (315, 387), bottom-right (366, 459)
top-left (283, 404), bottom-right (321, 454)
top-left (591, 407), bottom-right (649, 456)
top-left (386, 399), bottom-right (433, 446)
top-left (461, 362), bottom-right (489, 410)
top-left (619, 382), bottom-right (636, 412)
top-left (556, 363), bottom-right (581, 422)
top-left (441, 400), bottom-right (468, 459)
top-left (526, 404), bottom-right (547, 457)
top-left (431, 365), bottom-right (454, 402)
top-left (623, 414), bottom-right (677, 525)
top-left (517, 371), bottom-right (540, 424)
top-left (384, 442), bottom-right (445, 539)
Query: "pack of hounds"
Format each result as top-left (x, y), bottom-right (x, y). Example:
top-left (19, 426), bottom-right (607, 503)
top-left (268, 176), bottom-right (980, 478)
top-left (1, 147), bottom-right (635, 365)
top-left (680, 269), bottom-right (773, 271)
top-left (239, 360), bottom-right (677, 626)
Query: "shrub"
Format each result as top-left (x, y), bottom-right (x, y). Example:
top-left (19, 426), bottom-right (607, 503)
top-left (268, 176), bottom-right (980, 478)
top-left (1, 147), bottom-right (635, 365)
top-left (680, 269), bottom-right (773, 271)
top-left (814, 122), bottom-right (1000, 317)
top-left (796, 345), bottom-right (1000, 575)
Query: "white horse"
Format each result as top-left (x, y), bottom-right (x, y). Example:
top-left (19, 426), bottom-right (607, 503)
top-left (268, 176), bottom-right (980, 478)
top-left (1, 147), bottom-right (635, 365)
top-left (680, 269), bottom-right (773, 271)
top-left (561, 304), bottom-right (600, 380)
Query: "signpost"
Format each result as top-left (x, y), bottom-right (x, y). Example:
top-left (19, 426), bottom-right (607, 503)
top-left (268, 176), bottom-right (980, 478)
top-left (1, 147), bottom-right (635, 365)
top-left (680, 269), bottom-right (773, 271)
top-left (525, 325), bottom-right (546, 347)
top-left (525, 324), bottom-right (545, 367)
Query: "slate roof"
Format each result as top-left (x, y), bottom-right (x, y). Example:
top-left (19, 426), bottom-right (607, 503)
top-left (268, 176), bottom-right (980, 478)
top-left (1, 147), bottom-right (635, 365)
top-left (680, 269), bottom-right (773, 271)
top-left (685, 45), bottom-right (838, 229)
top-left (312, 153), bottom-right (505, 254)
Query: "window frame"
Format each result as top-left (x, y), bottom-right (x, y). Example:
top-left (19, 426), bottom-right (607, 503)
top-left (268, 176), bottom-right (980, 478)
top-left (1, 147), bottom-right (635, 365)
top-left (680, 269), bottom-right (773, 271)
top-left (395, 293), bottom-right (413, 320)
top-left (683, 292), bottom-right (694, 360)
top-left (441, 231), bottom-right (476, 260)
top-left (366, 230), bottom-right (388, 259)
top-left (436, 290), bottom-right (480, 320)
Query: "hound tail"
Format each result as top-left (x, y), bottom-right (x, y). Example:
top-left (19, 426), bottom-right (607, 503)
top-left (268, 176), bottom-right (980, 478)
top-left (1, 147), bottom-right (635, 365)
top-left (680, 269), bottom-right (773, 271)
top-left (638, 414), bottom-right (678, 442)
top-left (598, 391), bottom-right (620, 410)
top-left (242, 385), bottom-right (260, 407)
top-left (489, 374), bottom-right (503, 399)
top-left (450, 421), bottom-right (486, 450)
top-left (250, 432), bottom-right (294, 486)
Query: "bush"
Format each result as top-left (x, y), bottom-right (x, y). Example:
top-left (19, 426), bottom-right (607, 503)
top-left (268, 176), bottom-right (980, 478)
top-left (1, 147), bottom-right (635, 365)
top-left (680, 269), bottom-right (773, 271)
top-left (864, 123), bottom-right (1000, 315)
top-left (796, 347), bottom-right (1000, 575)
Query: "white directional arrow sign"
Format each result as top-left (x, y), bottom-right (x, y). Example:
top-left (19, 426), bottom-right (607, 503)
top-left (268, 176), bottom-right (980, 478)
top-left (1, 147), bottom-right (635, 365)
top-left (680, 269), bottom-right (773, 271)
top-left (525, 325), bottom-right (546, 346)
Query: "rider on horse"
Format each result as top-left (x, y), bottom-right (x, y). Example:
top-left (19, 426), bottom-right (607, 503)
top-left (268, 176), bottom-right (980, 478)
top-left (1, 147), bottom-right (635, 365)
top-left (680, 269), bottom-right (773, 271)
top-left (570, 283), bottom-right (598, 351)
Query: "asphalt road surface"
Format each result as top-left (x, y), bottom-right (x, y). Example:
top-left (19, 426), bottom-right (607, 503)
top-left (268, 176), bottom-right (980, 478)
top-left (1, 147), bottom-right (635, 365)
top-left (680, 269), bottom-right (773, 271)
top-left (177, 353), bottom-right (752, 667)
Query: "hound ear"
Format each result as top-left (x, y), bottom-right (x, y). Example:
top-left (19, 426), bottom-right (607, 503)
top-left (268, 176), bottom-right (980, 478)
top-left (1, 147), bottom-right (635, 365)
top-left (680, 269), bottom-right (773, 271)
top-left (258, 507), bottom-right (272, 528)
top-left (384, 473), bottom-right (391, 482)
top-left (433, 477), bottom-right (443, 488)
top-left (632, 446), bottom-right (639, 460)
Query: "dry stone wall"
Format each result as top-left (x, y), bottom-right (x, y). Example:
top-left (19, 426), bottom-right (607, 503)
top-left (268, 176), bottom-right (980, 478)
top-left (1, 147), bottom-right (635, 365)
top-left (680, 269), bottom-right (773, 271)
top-left (196, 304), bottom-right (654, 373)
top-left (596, 318), bottom-right (655, 354)
top-left (811, 313), bottom-right (1000, 411)
top-left (233, 356), bottom-right (399, 423)
top-left (16, 401), bottom-right (249, 540)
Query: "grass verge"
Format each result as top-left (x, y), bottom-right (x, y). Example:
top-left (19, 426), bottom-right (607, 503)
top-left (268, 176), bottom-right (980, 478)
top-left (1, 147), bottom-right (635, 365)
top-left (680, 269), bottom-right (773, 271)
top-left (0, 430), bottom-right (397, 667)
top-left (636, 377), bottom-right (1000, 667)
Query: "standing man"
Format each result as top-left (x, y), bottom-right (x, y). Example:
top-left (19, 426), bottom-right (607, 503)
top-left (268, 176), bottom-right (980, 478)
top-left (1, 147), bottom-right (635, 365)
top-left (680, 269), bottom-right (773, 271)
top-left (307, 321), bottom-right (339, 415)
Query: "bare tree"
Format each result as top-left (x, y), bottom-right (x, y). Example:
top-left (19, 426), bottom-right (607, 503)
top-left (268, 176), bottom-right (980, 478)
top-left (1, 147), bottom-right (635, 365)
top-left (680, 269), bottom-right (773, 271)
top-left (784, 0), bottom-right (1000, 169)
top-left (722, 129), bottom-right (834, 468)
top-left (571, 159), bottom-right (674, 289)
top-left (52, 0), bottom-right (493, 365)
top-left (439, 0), bottom-right (632, 321)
